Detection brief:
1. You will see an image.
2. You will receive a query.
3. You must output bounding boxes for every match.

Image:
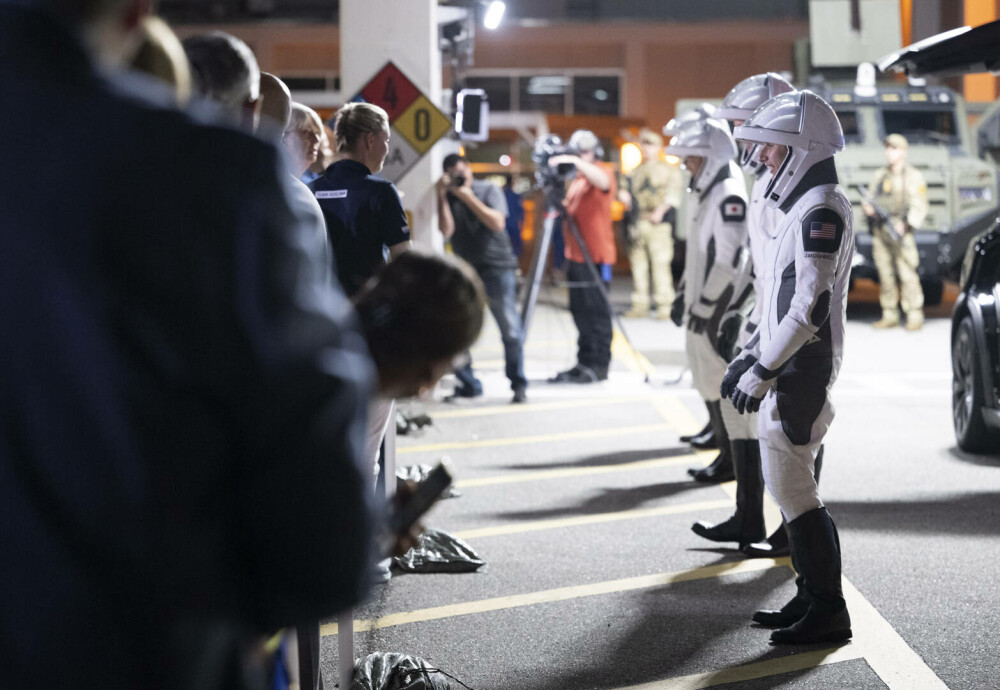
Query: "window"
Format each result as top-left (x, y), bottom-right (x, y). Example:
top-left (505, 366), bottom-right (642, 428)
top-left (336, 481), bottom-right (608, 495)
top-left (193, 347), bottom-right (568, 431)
top-left (833, 109), bottom-right (863, 144)
top-left (467, 70), bottom-right (622, 116)
top-left (518, 75), bottom-right (569, 114)
top-left (573, 75), bottom-right (619, 116)
top-left (881, 108), bottom-right (960, 146)
top-left (464, 76), bottom-right (512, 112)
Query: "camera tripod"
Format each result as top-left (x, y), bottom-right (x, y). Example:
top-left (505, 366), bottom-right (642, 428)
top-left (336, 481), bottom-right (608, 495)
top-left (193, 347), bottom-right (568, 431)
top-left (519, 181), bottom-right (653, 383)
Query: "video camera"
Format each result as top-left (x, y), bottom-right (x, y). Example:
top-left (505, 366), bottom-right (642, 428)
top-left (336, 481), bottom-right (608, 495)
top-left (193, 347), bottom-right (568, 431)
top-left (532, 134), bottom-right (578, 189)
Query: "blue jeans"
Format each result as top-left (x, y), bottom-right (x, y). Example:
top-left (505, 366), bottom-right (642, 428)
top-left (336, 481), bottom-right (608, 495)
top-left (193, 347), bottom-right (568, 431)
top-left (455, 265), bottom-right (527, 393)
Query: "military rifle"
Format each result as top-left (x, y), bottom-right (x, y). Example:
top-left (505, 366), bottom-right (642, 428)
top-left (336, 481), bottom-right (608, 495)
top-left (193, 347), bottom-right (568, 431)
top-left (855, 184), bottom-right (902, 242)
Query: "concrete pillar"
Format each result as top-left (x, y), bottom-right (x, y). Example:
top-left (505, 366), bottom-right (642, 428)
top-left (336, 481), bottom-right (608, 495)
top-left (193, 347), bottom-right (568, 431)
top-left (962, 0), bottom-right (1000, 102)
top-left (910, 0), bottom-right (942, 41)
top-left (340, 0), bottom-right (444, 251)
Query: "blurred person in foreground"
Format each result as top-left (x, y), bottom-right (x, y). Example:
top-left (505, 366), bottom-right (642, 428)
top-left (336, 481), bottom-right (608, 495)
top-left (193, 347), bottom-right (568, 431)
top-left (296, 251), bottom-right (487, 690)
top-left (547, 129), bottom-right (617, 384)
top-left (437, 154), bottom-right (527, 404)
top-left (183, 30), bottom-right (260, 130)
top-left (129, 15), bottom-right (191, 104)
top-left (0, 1), bottom-right (376, 687)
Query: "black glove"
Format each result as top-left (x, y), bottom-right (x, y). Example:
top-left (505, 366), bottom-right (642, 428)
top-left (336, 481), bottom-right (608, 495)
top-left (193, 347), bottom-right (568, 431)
top-left (670, 294), bottom-right (685, 327)
top-left (720, 355), bottom-right (756, 400)
top-left (732, 386), bottom-right (764, 414)
top-left (716, 311), bottom-right (742, 360)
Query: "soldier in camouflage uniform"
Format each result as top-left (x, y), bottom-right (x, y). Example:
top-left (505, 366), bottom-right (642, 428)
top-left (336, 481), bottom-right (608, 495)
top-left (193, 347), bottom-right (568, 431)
top-left (623, 129), bottom-right (684, 319)
top-left (862, 133), bottom-right (928, 330)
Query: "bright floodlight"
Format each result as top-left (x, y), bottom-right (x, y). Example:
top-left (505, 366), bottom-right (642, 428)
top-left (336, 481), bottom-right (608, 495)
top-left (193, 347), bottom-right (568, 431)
top-left (483, 1), bottom-right (505, 30)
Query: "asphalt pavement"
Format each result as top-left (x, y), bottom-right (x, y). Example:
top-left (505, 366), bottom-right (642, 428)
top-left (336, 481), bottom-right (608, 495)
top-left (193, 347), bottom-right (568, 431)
top-left (319, 278), bottom-right (1000, 690)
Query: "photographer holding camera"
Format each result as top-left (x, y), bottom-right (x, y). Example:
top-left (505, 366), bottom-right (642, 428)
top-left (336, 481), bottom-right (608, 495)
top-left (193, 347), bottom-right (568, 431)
top-left (547, 129), bottom-right (617, 384)
top-left (437, 153), bottom-right (528, 404)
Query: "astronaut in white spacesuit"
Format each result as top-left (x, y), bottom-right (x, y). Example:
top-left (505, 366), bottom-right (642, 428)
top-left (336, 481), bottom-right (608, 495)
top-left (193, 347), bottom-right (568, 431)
top-left (724, 90), bottom-right (854, 645)
top-left (692, 73), bottom-right (800, 556)
top-left (665, 119), bottom-right (749, 490)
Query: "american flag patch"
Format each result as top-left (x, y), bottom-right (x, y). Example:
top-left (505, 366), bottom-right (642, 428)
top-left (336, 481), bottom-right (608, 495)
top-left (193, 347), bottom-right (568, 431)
top-left (810, 221), bottom-right (837, 239)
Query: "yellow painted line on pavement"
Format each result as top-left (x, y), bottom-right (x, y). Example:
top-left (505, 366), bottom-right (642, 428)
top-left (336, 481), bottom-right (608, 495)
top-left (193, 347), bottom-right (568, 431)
top-left (452, 499), bottom-right (734, 540)
top-left (612, 329), bottom-right (657, 375)
top-left (650, 395), bottom-right (703, 437)
top-left (430, 394), bottom-right (653, 419)
top-left (614, 646), bottom-right (864, 689)
top-left (398, 423), bottom-right (672, 454)
top-left (454, 452), bottom-right (704, 488)
top-left (321, 558), bottom-right (787, 637)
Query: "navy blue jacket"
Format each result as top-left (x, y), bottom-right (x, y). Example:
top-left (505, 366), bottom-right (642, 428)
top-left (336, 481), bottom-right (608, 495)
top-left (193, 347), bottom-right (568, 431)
top-left (0, 6), bottom-right (375, 687)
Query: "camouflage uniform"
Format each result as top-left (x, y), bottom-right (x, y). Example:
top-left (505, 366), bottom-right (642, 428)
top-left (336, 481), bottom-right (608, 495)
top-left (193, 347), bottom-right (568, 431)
top-left (627, 158), bottom-right (684, 316)
top-left (867, 164), bottom-right (928, 326)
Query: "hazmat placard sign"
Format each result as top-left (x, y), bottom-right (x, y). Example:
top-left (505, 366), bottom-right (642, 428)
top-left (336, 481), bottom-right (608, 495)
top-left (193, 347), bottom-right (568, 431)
top-left (348, 62), bottom-right (452, 183)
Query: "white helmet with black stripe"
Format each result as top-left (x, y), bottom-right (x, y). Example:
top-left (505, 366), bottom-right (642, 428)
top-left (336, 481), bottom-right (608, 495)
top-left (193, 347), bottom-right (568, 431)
top-left (664, 117), bottom-right (738, 195)
top-left (733, 90), bottom-right (844, 208)
top-left (716, 73), bottom-right (795, 173)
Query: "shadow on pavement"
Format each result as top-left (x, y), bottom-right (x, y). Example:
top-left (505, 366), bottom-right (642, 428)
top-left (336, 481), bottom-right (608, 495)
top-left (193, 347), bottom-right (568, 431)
top-left (947, 445), bottom-right (1000, 468)
top-left (494, 446), bottom-right (694, 471)
top-left (491, 480), bottom-right (714, 521)
top-left (827, 491), bottom-right (1000, 535)
top-left (518, 567), bottom-right (809, 690)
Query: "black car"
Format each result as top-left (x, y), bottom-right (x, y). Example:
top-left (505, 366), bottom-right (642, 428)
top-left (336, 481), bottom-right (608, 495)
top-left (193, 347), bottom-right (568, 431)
top-left (881, 19), bottom-right (1000, 454)
top-left (951, 228), bottom-right (1000, 452)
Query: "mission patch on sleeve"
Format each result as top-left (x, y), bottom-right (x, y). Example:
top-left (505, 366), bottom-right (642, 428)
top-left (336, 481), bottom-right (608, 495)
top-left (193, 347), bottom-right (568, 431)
top-left (801, 206), bottom-right (844, 254)
top-left (721, 195), bottom-right (746, 222)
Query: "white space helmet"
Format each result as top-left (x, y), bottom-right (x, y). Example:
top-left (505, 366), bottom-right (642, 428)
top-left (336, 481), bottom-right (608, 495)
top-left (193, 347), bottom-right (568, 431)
top-left (716, 73), bottom-right (795, 172)
top-left (663, 103), bottom-right (716, 138)
top-left (664, 118), bottom-right (738, 195)
top-left (733, 90), bottom-right (844, 208)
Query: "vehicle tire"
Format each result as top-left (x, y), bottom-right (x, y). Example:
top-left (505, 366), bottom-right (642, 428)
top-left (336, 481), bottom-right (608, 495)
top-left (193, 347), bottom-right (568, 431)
top-left (952, 315), bottom-right (995, 452)
top-left (922, 277), bottom-right (944, 306)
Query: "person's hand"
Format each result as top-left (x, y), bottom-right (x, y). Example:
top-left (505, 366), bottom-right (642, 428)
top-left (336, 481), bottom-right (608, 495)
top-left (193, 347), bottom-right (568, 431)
top-left (720, 354), bottom-right (756, 399)
top-left (436, 174), bottom-right (451, 196)
top-left (617, 189), bottom-right (632, 209)
top-left (383, 480), bottom-right (425, 558)
top-left (861, 200), bottom-right (874, 217)
top-left (670, 294), bottom-right (685, 327)
top-left (893, 218), bottom-right (906, 237)
top-left (731, 364), bottom-right (773, 414)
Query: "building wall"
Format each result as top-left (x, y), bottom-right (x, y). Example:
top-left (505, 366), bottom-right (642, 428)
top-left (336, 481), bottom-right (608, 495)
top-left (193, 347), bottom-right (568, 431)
top-left (172, 19), bottom-right (809, 129)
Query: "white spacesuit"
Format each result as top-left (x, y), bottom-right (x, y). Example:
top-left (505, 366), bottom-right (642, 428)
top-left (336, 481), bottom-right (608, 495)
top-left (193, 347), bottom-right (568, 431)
top-left (726, 90), bottom-right (854, 646)
top-left (693, 73), bottom-right (798, 554)
top-left (666, 118), bottom-right (749, 486)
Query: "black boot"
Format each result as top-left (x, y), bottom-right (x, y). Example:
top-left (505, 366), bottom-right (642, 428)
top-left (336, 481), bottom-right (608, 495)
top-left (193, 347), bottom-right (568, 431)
top-left (688, 401), bottom-right (733, 482)
top-left (692, 440), bottom-right (765, 546)
top-left (753, 527), bottom-right (806, 627)
top-left (770, 507), bottom-right (851, 645)
top-left (688, 425), bottom-right (717, 450)
top-left (742, 445), bottom-right (824, 559)
top-left (680, 420), bottom-right (713, 446)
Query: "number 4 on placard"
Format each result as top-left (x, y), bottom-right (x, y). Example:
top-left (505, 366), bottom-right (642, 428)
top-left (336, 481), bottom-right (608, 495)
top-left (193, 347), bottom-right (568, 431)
top-left (383, 78), bottom-right (398, 112)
